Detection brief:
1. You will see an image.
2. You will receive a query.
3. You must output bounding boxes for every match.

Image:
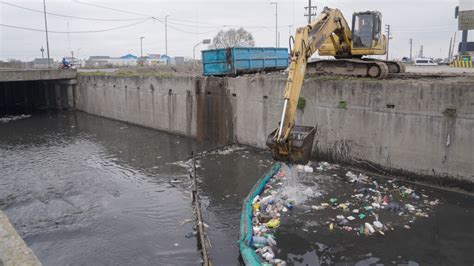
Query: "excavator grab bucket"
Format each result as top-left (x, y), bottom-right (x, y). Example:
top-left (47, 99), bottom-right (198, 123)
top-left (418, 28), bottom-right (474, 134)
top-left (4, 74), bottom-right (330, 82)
top-left (266, 125), bottom-right (316, 164)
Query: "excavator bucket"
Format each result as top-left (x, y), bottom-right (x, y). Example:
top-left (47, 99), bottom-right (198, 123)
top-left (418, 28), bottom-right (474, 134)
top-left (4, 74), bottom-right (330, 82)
top-left (266, 125), bottom-right (316, 165)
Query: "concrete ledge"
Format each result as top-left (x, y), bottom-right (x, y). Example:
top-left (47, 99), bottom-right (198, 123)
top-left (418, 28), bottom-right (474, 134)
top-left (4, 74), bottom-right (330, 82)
top-left (0, 69), bottom-right (77, 82)
top-left (0, 211), bottom-right (41, 266)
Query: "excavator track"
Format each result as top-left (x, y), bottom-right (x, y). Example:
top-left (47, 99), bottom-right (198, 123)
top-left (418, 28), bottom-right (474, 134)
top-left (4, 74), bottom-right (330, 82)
top-left (362, 59), bottom-right (406, 73)
top-left (307, 59), bottom-right (389, 79)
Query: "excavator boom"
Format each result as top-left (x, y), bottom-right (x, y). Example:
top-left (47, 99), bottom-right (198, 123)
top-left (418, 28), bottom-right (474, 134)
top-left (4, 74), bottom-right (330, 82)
top-left (266, 8), bottom-right (351, 164)
top-left (266, 7), bottom-right (398, 164)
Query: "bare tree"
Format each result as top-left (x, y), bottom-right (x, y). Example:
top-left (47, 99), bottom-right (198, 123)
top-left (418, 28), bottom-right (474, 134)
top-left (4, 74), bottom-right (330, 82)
top-left (210, 28), bottom-right (255, 49)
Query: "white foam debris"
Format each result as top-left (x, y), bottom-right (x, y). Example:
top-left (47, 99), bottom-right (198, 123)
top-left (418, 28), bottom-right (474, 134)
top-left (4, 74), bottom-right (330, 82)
top-left (216, 145), bottom-right (245, 155)
top-left (0, 114), bottom-right (31, 124)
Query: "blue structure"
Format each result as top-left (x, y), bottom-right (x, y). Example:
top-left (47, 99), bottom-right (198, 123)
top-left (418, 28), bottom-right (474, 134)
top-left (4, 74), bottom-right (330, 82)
top-left (119, 54), bottom-right (138, 59)
top-left (202, 47), bottom-right (288, 76)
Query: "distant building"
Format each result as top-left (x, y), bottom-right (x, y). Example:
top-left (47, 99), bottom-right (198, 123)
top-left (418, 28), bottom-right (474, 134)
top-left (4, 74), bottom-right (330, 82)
top-left (85, 56), bottom-right (111, 67)
top-left (174, 56), bottom-right (185, 65)
top-left (33, 58), bottom-right (54, 69)
top-left (120, 54), bottom-right (138, 60)
top-left (146, 54), bottom-right (166, 65)
top-left (85, 54), bottom-right (140, 67)
top-left (108, 54), bottom-right (138, 66)
top-left (458, 42), bottom-right (474, 57)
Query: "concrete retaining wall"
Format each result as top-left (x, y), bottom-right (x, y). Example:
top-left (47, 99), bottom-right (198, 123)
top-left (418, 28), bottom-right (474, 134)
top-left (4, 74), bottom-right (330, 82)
top-left (76, 74), bottom-right (474, 184)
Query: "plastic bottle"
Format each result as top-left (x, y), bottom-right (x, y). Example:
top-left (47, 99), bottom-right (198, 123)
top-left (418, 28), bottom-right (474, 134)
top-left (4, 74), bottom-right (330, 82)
top-left (252, 236), bottom-right (269, 245)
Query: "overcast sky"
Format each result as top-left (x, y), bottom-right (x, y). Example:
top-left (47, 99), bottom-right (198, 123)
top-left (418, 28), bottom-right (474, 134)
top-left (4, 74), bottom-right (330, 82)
top-left (0, 0), bottom-right (471, 61)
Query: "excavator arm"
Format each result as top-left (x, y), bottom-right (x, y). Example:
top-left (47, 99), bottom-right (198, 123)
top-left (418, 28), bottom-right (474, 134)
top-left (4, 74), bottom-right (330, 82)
top-left (266, 7), bottom-right (352, 164)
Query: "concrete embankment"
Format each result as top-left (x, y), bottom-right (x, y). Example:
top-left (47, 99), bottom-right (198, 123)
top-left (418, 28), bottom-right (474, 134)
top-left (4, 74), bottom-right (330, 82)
top-left (0, 211), bottom-right (41, 266)
top-left (75, 74), bottom-right (474, 186)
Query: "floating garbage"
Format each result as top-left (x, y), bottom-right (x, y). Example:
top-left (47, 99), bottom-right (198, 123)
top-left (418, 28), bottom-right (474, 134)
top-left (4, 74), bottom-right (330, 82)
top-left (240, 161), bottom-right (441, 264)
top-left (239, 162), bottom-right (323, 265)
top-left (0, 114), bottom-right (31, 124)
top-left (305, 165), bottom-right (440, 237)
top-left (239, 163), bottom-right (287, 265)
top-left (304, 165), bottom-right (314, 173)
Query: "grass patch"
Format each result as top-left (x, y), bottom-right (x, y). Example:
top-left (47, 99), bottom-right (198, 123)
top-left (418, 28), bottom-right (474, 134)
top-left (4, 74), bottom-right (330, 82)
top-left (297, 97), bottom-right (306, 110)
top-left (337, 101), bottom-right (347, 109)
top-left (79, 71), bottom-right (174, 78)
top-left (78, 71), bottom-right (108, 76)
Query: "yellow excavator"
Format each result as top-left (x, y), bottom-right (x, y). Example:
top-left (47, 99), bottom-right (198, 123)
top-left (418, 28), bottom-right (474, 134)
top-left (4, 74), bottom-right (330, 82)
top-left (266, 7), bottom-right (403, 164)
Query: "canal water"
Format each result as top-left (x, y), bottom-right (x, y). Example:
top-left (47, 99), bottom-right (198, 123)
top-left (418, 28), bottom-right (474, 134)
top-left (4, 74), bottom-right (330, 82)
top-left (1, 111), bottom-right (473, 265)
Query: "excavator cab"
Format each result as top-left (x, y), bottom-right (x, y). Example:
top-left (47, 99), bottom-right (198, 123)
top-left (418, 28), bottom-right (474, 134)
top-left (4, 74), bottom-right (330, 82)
top-left (351, 11), bottom-right (385, 54)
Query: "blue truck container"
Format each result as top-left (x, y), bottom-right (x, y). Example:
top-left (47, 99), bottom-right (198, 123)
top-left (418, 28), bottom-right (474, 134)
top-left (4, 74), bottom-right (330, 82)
top-left (202, 47), bottom-right (289, 76)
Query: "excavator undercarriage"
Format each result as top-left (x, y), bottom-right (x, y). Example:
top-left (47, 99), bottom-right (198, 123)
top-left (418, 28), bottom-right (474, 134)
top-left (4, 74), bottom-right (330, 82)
top-left (307, 58), bottom-right (405, 79)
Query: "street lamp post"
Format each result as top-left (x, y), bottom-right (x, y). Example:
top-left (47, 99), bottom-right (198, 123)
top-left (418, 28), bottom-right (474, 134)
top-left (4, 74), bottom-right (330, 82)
top-left (193, 39), bottom-right (211, 60)
top-left (165, 15), bottom-right (170, 64)
top-left (270, 1), bottom-right (278, 48)
top-left (42, 0), bottom-right (51, 69)
top-left (140, 36), bottom-right (145, 57)
top-left (77, 48), bottom-right (81, 67)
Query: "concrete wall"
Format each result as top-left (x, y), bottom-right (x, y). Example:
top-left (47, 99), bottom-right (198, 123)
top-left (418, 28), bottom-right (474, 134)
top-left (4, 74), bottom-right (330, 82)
top-left (227, 76), bottom-right (473, 183)
top-left (76, 75), bottom-right (474, 184)
top-left (76, 76), bottom-right (199, 138)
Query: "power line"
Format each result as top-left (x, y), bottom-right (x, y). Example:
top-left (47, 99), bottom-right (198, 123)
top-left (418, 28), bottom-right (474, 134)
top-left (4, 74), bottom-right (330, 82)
top-left (392, 25), bottom-right (457, 30)
top-left (151, 18), bottom-right (220, 35)
top-left (0, 2), bottom-right (145, 21)
top-left (73, 0), bottom-right (152, 18)
top-left (72, 0), bottom-right (291, 31)
top-left (392, 29), bottom-right (457, 33)
top-left (0, 18), bottom-right (151, 34)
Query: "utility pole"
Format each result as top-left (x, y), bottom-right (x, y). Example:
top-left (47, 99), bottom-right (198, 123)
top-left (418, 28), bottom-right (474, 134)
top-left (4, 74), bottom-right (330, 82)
top-left (460, 30), bottom-right (468, 55)
top-left (140, 36), bottom-right (145, 57)
top-left (304, 0), bottom-right (317, 24)
top-left (193, 39), bottom-right (211, 60)
top-left (67, 22), bottom-right (71, 56)
top-left (165, 15), bottom-right (170, 63)
top-left (40, 46), bottom-right (44, 59)
top-left (278, 32), bottom-right (280, 48)
top-left (452, 32), bottom-right (457, 59)
top-left (448, 37), bottom-right (453, 61)
top-left (409, 38), bottom-right (413, 62)
top-left (270, 2), bottom-right (278, 47)
top-left (42, 0), bottom-right (51, 69)
top-left (385, 24), bottom-right (392, 60)
top-left (77, 48), bottom-right (81, 66)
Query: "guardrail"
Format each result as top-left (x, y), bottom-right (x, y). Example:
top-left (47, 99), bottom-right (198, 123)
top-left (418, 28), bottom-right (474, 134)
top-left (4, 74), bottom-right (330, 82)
top-left (450, 60), bottom-right (473, 68)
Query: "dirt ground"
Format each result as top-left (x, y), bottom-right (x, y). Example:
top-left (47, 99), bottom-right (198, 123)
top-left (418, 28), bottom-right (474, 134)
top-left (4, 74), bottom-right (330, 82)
top-left (78, 63), bottom-right (474, 81)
